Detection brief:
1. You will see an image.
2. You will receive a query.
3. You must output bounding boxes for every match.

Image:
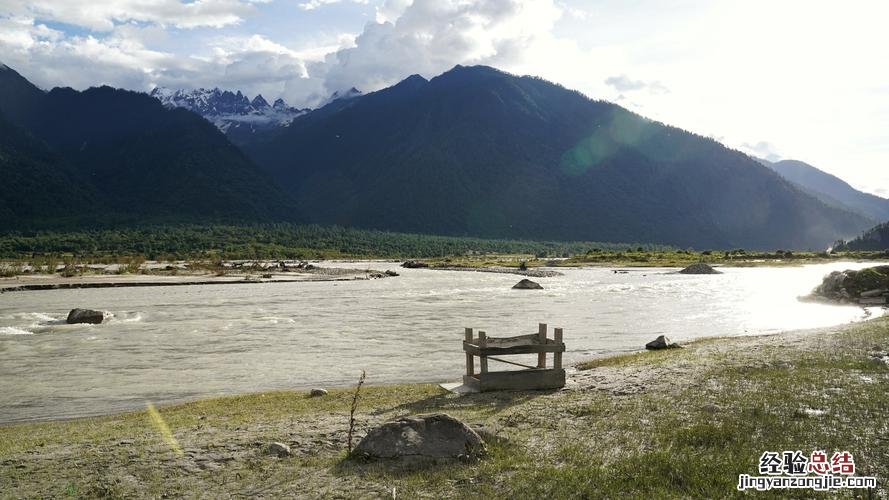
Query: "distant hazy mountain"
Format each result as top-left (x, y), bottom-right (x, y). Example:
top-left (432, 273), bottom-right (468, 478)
top-left (834, 221), bottom-right (889, 251)
top-left (760, 158), bottom-right (889, 222)
top-left (245, 65), bottom-right (870, 250)
top-left (0, 64), bottom-right (298, 228)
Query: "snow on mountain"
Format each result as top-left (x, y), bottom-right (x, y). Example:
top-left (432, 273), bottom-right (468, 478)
top-left (149, 87), bottom-right (308, 133)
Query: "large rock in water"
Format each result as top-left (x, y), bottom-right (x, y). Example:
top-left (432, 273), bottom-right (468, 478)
top-left (512, 279), bottom-right (543, 289)
top-left (679, 263), bottom-right (721, 274)
top-left (66, 308), bottom-right (107, 324)
top-left (354, 414), bottom-right (485, 462)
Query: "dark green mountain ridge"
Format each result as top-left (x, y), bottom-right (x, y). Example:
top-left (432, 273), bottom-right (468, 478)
top-left (0, 63), bottom-right (299, 230)
top-left (244, 65), bottom-right (870, 250)
top-left (834, 221), bottom-right (889, 251)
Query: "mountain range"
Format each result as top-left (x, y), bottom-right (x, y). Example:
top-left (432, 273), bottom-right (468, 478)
top-left (0, 62), bottom-right (879, 249)
top-left (759, 158), bottom-right (889, 223)
top-left (243, 65), bottom-right (871, 249)
top-left (150, 87), bottom-right (309, 146)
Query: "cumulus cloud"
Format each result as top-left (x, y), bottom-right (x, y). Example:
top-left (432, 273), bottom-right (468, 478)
top-left (0, 17), bottom-right (313, 101)
top-left (0, 0), bottom-right (256, 31)
top-left (282, 0), bottom-right (562, 106)
top-left (604, 74), bottom-right (669, 94)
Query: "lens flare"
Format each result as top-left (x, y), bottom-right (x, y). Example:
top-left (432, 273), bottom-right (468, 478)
top-left (147, 402), bottom-right (183, 457)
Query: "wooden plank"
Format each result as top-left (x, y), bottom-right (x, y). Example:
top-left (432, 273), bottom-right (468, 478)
top-left (479, 334), bottom-right (540, 348)
top-left (463, 334), bottom-right (560, 348)
top-left (463, 342), bottom-right (565, 356)
top-left (479, 331), bottom-right (488, 374)
top-left (554, 327), bottom-right (563, 370)
top-left (465, 328), bottom-right (474, 376)
top-left (537, 323), bottom-right (547, 368)
top-left (474, 368), bottom-right (566, 391)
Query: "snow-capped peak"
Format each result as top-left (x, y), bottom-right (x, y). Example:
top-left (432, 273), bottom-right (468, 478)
top-left (150, 86), bottom-right (309, 133)
top-left (251, 94), bottom-right (270, 109)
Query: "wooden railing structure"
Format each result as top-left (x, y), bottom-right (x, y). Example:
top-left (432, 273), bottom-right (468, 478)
top-left (462, 323), bottom-right (566, 392)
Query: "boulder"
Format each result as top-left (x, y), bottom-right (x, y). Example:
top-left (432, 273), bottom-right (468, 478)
top-left (309, 388), bottom-right (328, 397)
top-left (66, 308), bottom-right (107, 324)
top-left (679, 263), bottom-right (721, 274)
top-left (264, 442), bottom-right (291, 458)
top-left (401, 260), bottom-right (429, 269)
top-left (645, 335), bottom-right (681, 350)
top-left (812, 266), bottom-right (889, 302)
top-left (512, 279), bottom-right (543, 290)
top-left (354, 414), bottom-right (485, 462)
top-left (384, 270), bottom-right (399, 277)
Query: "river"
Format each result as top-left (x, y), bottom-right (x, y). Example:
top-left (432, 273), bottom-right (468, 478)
top-left (0, 261), bottom-right (883, 423)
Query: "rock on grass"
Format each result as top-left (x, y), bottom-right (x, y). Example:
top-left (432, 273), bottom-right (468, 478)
top-left (645, 335), bottom-right (681, 350)
top-left (354, 414), bottom-right (485, 463)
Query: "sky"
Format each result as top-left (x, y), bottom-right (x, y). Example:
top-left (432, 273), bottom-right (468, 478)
top-left (1, 0), bottom-right (888, 197)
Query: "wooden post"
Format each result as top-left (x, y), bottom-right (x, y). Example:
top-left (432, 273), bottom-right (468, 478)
top-left (554, 327), bottom-right (563, 370)
top-left (479, 331), bottom-right (488, 373)
top-left (537, 323), bottom-right (547, 368)
top-left (465, 328), bottom-right (474, 376)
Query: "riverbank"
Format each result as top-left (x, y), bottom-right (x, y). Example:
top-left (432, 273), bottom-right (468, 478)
top-left (2, 317), bottom-right (887, 497)
top-left (418, 251), bottom-right (889, 270)
top-left (0, 265), bottom-right (391, 293)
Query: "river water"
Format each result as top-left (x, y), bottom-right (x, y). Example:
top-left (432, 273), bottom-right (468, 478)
top-left (0, 261), bottom-right (884, 423)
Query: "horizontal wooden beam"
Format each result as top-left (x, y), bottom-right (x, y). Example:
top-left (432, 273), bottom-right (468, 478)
top-left (463, 341), bottom-right (565, 356)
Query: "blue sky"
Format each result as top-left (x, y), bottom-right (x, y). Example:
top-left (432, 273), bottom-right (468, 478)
top-left (1, 0), bottom-right (887, 197)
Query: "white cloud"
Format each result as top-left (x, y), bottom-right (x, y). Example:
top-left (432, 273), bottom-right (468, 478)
top-left (295, 0), bottom-right (562, 104)
top-left (604, 74), bottom-right (668, 94)
top-left (298, 0), bottom-right (368, 12)
top-left (0, 0), bottom-right (256, 31)
top-left (0, 19), bottom-right (322, 102)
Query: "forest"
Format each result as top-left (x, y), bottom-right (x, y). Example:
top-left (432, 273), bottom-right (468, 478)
top-left (0, 224), bottom-right (664, 260)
